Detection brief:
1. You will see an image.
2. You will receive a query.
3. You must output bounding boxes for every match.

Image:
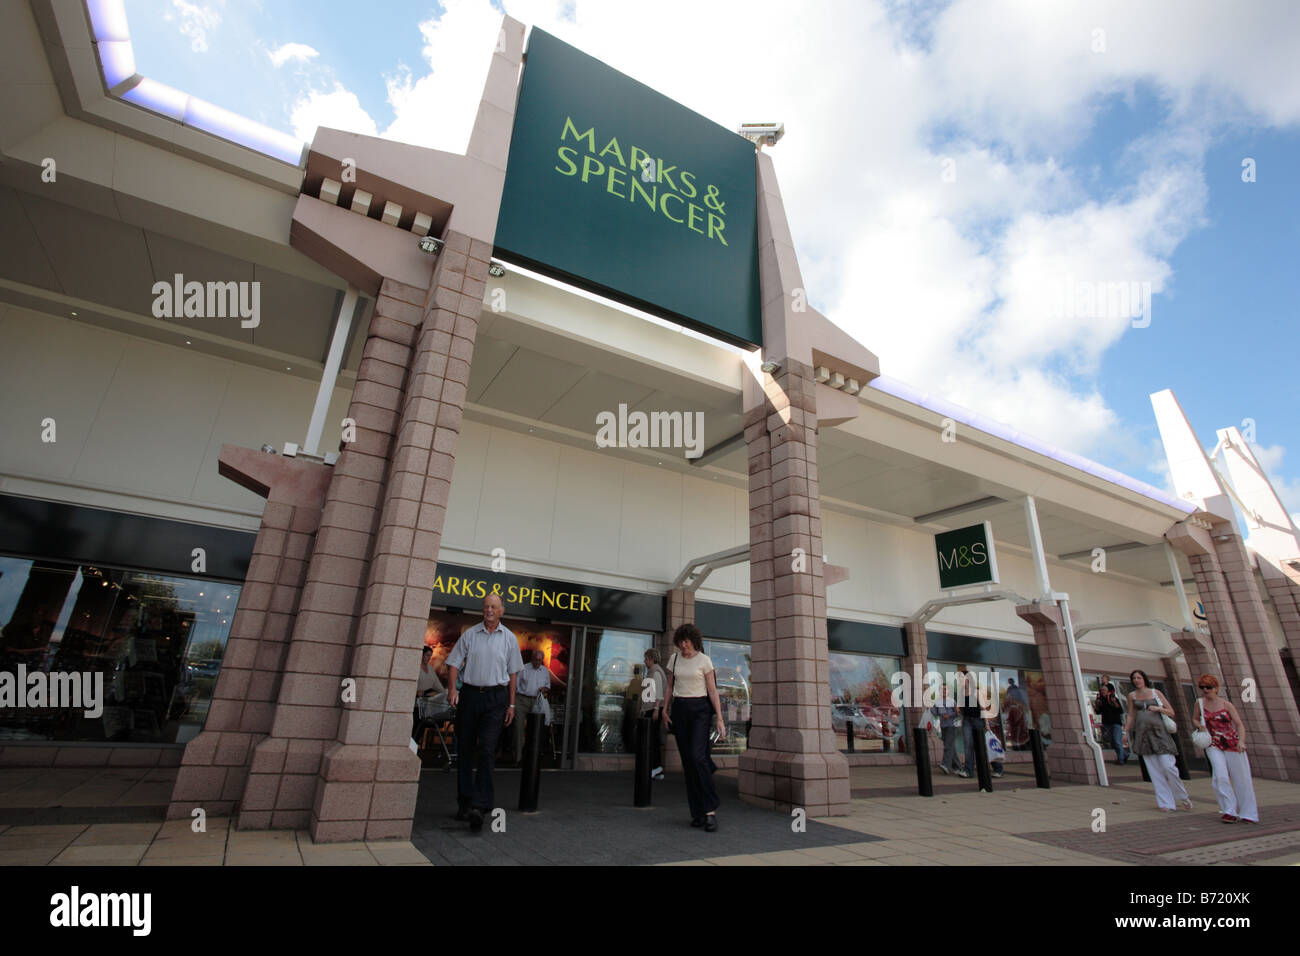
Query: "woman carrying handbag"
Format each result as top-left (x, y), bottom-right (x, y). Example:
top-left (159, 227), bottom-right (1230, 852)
top-left (1123, 669), bottom-right (1191, 812)
top-left (1193, 674), bottom-right (1259, 824)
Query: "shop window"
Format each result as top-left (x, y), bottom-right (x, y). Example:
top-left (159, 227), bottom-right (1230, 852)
top-left (829, 652), bottom-right (904, 753)
top-left (703, 639), bottom-right (750, 755)
top-left (0, 556), bottom-right (239, 744)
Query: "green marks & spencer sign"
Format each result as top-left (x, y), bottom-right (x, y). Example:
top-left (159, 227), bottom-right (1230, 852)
top-left (934, 522), bottom-right (1000, 590)
top-left (494, 29), bottom-right (761, 348)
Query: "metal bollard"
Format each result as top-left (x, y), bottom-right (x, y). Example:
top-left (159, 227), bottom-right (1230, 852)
top-left (1028, 728), bottom-right (1050, 789)
top-left (634, 714), bottom-right (653, 807)
top-left (518, 711), bottom-right (543, 812)
top-left (1139, 754), bottom-right (1151, 782)
top-left (913, 727), bottom-right (933, 797)
top-left (971, 721), bottom-right (993, 792)
top-left (845, 720), bottom-right (855, 753)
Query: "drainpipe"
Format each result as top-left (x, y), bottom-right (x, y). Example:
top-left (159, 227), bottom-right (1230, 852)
top-left (1024, 496), bottom-right (1109, 787)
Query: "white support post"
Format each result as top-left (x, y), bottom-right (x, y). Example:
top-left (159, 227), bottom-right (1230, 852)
top-left (1165, 541), bottom-right (1195, 630)
top-left (303, 286), bottom-right (359, 458)
top-left (1024, 495), bottom-right (1052, 600)
top-left (1023, 495), bottom-right (1109, 787)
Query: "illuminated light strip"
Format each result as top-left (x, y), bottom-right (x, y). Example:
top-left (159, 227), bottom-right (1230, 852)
top-left (83, 0), bottom-right (306, 167)
top-left (867, 374), bottom-right (1195, 513)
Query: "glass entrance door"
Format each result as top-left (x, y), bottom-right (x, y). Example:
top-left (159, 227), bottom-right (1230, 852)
top-left (575, 628), bottom-right (654, 755)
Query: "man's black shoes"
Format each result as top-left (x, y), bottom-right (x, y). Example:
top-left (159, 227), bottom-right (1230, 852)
top-left (703, 815), bottom-right (718, 833)
top-left (467, 808), bottom-right (484, 832)
top-left (691, 816), bottom-right (703, 827)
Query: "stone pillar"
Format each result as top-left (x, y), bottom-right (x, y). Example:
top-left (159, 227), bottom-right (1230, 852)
top-left (900, 620), bottom-right (929, 739)
top-left (168, 450), bottom-right (331, 820)
top-left (1015, 603), bottom-right (1101, 784)
top-left (234, 278), bottom-right (432, 833)
top-left (1208, 523), bottom-right (1300, 773)
top-left (1175, 520), bottom-right (1298, 779)
top-left (661, 588), bottom-right (694, 664)
top-left (1261, 571), bottom-right (1300, 663)
top-left (1160, 651), bottom-right (1198, 759)
top-left (310, 237), bottom-right (492, 842)
top-left (738, 359), bottom-right (850, 817)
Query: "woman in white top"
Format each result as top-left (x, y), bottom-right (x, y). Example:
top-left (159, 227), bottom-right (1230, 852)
top-left (662, 623), bottom-right (726, 831)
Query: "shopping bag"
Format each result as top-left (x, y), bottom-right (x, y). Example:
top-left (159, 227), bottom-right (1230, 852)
top-left (537, 693), bottom-right (552, 726)
top-left (985, 730), bottom-right (1006, 762)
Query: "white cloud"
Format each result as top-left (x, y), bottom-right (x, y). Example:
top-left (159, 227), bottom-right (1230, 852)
top-left (290, 86), bottom-right (378, 142)
top-left (165, 0), bottom-right (221, 54)
top-left (269, 43), bottom-right (320, 69)
top-left (259, 0), bottom-right (1300, 496)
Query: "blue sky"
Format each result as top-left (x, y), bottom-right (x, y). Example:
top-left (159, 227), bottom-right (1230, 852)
top-left (122, 0), bottom-right (1300, 522)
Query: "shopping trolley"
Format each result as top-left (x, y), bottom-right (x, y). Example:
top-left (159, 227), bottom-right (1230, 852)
top-left (415, 695), bottom-right (456, 770)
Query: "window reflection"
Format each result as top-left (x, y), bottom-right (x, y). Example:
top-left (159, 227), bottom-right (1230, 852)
top-left (578, 629), bottom-right (652, 754)
top-left (829, 652), bottom-right (904, 753)
top-left (0, 556), bottom-right (239, 743)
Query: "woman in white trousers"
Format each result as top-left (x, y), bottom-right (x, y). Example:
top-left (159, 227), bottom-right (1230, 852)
top-left (1193, 674), bottom-right (1258, 824)
top-left (1124, 669), bottom-right (1191, 812)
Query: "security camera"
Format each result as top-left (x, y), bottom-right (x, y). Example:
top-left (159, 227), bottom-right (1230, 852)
top-left (418, 235), bottom-right (444, 255)
top-left (738, 122), bottom-right (784, 148)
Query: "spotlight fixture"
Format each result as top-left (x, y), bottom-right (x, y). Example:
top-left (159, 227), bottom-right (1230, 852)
top-left (418, 234), bottom-right (445, 255)
top-left (488, 262), bottom-right (506, 278)
top-left (760, 360), bottom-right (780, 374)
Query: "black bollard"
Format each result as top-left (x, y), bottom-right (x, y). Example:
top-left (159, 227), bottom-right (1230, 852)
top-left (845, 719), bottom-right (855, 753)
top-left (1028, 728), bottom-right (1050, 789)
top-left (518, 711), bottom-right (543, 812)
top-left (971, 721), bottom-right (993, 792)
top-left (1139, 753), bottom-right (1151, 782)
top-left (634, 714), bottom-right (653, 807)
top-left (913, 727), bottom-right (933, 797)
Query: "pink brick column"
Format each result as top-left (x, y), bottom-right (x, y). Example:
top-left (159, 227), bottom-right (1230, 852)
top-left (237, 277), bottom-right (431, 831)
top-left (167, 450), bottom-right (331, 820)
top-left (310, 233), bottom-right (492, 842)
top-left (1015, 603), bottom-right (1101, 784)
top-left (738, 359), bottom-right (850, 817)
top-left (1176, 523), bottom-right (1298, 779)
top-left (659, 588), bottom-right (695, 772)
top-left (1262, 573), bottom-right (1300, 664)
top-left (1208, 523), bottom-right (1300, 774)
top-left (1160, 651), bottom-right (1199, 759)
top-left (900, 620), bottom-right (929, 739)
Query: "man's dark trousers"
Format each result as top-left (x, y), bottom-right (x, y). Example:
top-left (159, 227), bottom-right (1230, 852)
top-left (456, 684), bottom-right (507, 812)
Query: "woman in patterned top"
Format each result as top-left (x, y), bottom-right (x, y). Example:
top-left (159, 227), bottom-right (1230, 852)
top-left (1193, 674), bottom-right (1259, 824)
top-left (1123, 669), bottom-right (1191, 812)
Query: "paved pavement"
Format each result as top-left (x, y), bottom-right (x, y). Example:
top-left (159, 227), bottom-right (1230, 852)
top-left (1, 761), bottom-right (1297, 866)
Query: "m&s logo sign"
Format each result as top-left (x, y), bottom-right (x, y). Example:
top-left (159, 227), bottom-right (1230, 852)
top-left (934, 522), bottom-right (1000, 590)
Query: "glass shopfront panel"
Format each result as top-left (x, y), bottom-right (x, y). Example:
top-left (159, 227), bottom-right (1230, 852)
top-left (0, 555), bottom-right (239, 744)
top-left (422, 609), bottom-right (572, 767)
top-left (829, 652), bottom-right (904, 753)
top-left (930, 660), bottom-right (1050, 762)
top-left (578, 628), bottom-right (654, 754)
top-left (703, 639), bottom-right (750, 754)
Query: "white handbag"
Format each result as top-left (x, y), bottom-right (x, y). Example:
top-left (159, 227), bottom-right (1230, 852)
top-left (1192, 698), bottom-right (1213, 752)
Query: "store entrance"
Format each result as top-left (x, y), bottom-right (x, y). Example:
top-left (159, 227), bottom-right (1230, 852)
top-left (421, 609), bottom-right (574, 769)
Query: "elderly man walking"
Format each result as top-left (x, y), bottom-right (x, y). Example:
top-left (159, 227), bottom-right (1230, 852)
top-left (513, 649), bottom-right (552, 764)
top-left (446, 592), bottom-right (522, 832)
